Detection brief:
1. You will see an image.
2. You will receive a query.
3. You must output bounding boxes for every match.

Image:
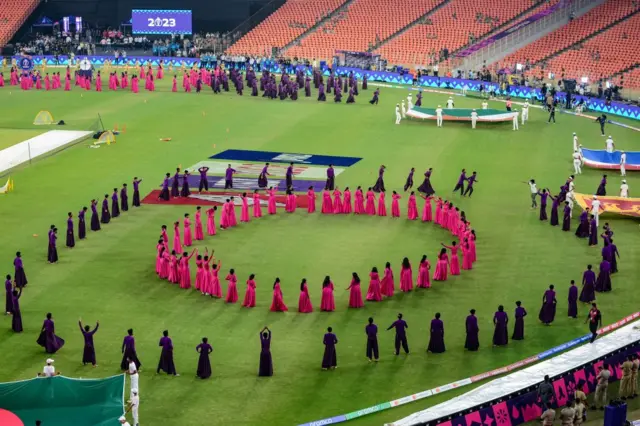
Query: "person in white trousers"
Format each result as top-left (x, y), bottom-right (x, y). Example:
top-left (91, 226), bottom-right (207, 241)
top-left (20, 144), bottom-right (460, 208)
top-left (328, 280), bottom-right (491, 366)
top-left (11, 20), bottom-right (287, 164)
top-left (127, 389), bottom-right (139, 426)
top-left (573, 150), bottom-right (582, 174)
top-left (401, 100), bottom-right (406, 119)
top-left (407, 93), bottom-right (413, 110)
top-left (572, 132), bottom-right (578, 152)
top-left (436, 105), bottom-right (443, 127)
top-left (605, 136), bottom-right (615, 153)
top-left (620, 150), bottom-right (626, 176)
top-left (591, 196), bottom-right (601, 227)
top-left (620, 180), bottom-right (629, 198)
top-left (395, 104), bottom-right (401, 125)
top-left (521, 101), bottom-right (529, 124)
top-left (578, 144), bottom-right (584, 166)
top-left (471, 109), bottom-right (478, 129)
top-left (512, 112), bottom-right (519, 130)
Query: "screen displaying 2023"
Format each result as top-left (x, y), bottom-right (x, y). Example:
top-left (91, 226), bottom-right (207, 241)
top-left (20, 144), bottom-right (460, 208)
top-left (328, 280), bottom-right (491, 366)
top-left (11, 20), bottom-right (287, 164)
top-left (131, 9), bottom-right (192, 35)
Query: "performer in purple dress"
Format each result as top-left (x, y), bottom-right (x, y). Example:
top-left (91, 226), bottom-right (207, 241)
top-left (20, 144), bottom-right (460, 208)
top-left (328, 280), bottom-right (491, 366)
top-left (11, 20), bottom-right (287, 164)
top-left (387, 313), bottom-right (409, 355)
top-left (258, 163), bottom-right (270, 188)
top-left (37, 313), bottom-right (65, 353)
top-left (404, 168), bottom-right (415, 192)
top-left (120, 184), bottom-right (128, 212)
top-left (537, 189), bottom-right (549, 221)
top-left (492, 305), bottom-right (508, 346)
top-left (561, 202), bottom-right (571, 231)
top-left (579, 265), bottom-right (596, 303)
top-left (325, 165), bottom-right (335, 190)
top-left (180, 170), bottom-right (191, 197)
top-left (79, 319), bottom-right (99, 366)
top-left (78, 207), bottom-right (87, 239)
top-left (609, 238), bottom-right (619, 274)
top-left (121, 329), bottom-right (142, 370)
top-left (334, 85), bottom-right (342, 103)
top-left (13, 252), bottom-right (27, 288)
top-left (258, 327), bottom-right (273, 376)
top-left (415, 90), bottom-right (422, 107)
top-left (596, 174), bottom-right (607, 196)
top-left (286, 162), bottom-right (294, 190)
top-left (549, 193), bottom-right (560, 226)
top-left (588, 215), bottom-right (598, 246)
top-left (47, 228), bottom-right (58, 263)
top-left (417, 168), bottom-right (435, 195)
top-left (317, 83), bottom-right (326, 101)
top-left (132, 177), bottom-right (143, 206)
top-left (427, 313), bottom-right (445, 353)
top-left (465, 309), bottom-right (479, 351)
top-left (157, 330), bottom-right (178, 375)
top-left (196, 337), bottom-right (213, 379)
top-left (595, 259), bottom-right (611, 292)
top-left (5, 275), bottom-right (13, 315)
top-left (304, 76), bottom-right (311, 97)
top-left (322, 327), bottom-right (338, 369)
top-left (365, 317), bottom-right (379, 362)
top-left (66, 213), bottom-right (75, 248)
top-left (453, 169), bottom-right (466, 195)
top-left (111, 188), bottom-right (120, 218)
top-left (568, 280), bottom-right (578, 318)
top-left (512, 301), bottom-right (527, 340)
top-left (369, 88), bottom-right (379, 105)
top-left (463, 172), bottom-right (479, 197)
top-left (160, 173), bottom-right (171, 201)
top-left (198, 166), bottom-right (210, 193)
top-left (575, 209), bottom-right (589, 237)
top-left (373, 165), bottom-right (386, 193)
top-left (224, 165), bottom-right (237, 189)
top-left (11, 288), bottom-right (23, 332)
top-left (101, 194), bottom-right (111, 224)
top-left (346, 87), bottom-right (355, 104)
top-left (538, 285), bottom-right (557, 325)
top-left (362, 74), bottom-right (368, 90)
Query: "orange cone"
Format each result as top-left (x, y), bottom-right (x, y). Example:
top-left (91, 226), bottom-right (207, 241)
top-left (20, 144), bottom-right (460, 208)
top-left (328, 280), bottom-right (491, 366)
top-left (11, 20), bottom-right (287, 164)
top-left (114, 124), bottom-right (119, 132)
top-left (122, 124), bottom-right (127, 133)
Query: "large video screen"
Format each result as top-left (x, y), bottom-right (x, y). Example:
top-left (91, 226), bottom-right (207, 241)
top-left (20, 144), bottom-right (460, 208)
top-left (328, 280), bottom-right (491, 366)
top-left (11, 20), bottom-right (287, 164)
top-left (131, 9), bottom-right (192, 35)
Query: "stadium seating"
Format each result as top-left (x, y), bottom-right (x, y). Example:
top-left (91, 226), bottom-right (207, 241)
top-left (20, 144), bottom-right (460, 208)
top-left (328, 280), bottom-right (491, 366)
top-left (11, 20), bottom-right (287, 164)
top-left (619, 66), bottom-right (640, 90)
top-left (502, 0), bottom-right (639, 69)
top-left (0, 0), bottom-right (40, 45)
top-left (226, 0), bottom-right (347, 56)
top-left (374, 0), bottom-right (553, 67)
top-left (283, 0), bottom-right (444, 61)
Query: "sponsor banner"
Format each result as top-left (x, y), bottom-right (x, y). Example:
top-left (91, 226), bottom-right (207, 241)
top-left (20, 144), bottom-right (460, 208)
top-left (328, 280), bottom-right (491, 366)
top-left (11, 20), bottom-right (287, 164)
top-left (574, 193), bottom-right (640, 218)
top-left (142, 190), bottom-right (310, 209)
top-left (582, 148), bottom-right (640, 170)
top-left (166, 175), bottom-right (326, 192)
top-left (407, 107), bottom-right (516, 122)
top-left (186, 161), bottom-right (344, 180)
top-left (210, 149), bottom-right (362, 167)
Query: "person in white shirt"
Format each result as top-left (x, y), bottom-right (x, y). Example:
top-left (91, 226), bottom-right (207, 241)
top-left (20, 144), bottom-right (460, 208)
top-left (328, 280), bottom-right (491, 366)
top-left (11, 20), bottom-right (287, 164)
top-left (620, 150), bottom-right (626, 176)
top-left (572, 132), bottom-right (578, 152)
top-left (471, 109), bottom-right (478, 129)
top-left (119, 415), bottom-right (131, 426)
top-left (481, 101), bottom-right (488, 110)
top-left (128, 359), bottom-right (139, 397)
top-left (566, 189), bottom-right (575, 218)
top-left (572, 150), bottom-right (582, 174)
top-left (39, 358), bottom-right (59, 377)
top-left (605, 136), bottom-right (615, 153)
top-left (568, 175), bottom-right (575, 192)
top-left (435, 105), bottom-right (443, 127)
top-left (462, 83), bottom-right (468, 96)
top-left (525, 179), bottom-right (538, 208)
top-left (620, 180), bottom-right (629, 198)
top-left (578, 144), bottom-right (584, 165)
top-left (446, 97), bottom-right (454, 109)
top-left (521, 101), bottom-right (529, 124)
top-left (401, 100), bottom-right (406, 119)
top-left (395, 104), bottom-right (401, 125)
top-left (591, 196), bottom-right (601, 226)
top-left (512, 111), bottom-right (519, 130)
top-left (407, 93), bottom-right (413, 110)
top-left (127, 389), bottom-right (140, 426)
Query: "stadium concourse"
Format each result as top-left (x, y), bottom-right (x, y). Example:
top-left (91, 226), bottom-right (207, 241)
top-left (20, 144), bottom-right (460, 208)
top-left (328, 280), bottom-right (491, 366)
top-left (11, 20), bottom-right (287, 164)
top-left (0, 0), bottom-right (640, 426)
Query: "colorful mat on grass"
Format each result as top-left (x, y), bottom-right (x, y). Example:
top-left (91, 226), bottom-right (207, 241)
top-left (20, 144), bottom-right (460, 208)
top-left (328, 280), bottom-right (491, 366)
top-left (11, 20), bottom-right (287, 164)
top-left (407, 107), bottom-right (517, 122)
top-left (582, 149), bottom-right (640, 171)
top-left (574, 193), bottom-right (640, 218)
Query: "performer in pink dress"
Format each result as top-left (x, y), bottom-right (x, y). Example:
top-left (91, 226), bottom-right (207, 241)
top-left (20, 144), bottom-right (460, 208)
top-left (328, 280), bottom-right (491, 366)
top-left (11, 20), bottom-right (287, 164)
top-left (321, 189), bottom-right (333, 214)
top-left (160, 249), bottom-right (170, 279)
top-left (307, 187), bottom-right (316, 213)
top-left (171, 75), bottom-right (178, 92)
top-left (400, 258), bottom-right (413, 292)
top-left (267, 188), bottom-right (277, 215)
top-left (377, 191), bottom-right (387, 216)
top-left (220, 200), bottom-right (230, 229)
top-left (95, 72), bottom-right (102, 91)
top-left (407, 192), bottom-right (418, 220)
top-left (242, 274), bottom-right (257, 308)
top-left (206, 207), bottom-right (217, 236)
top-left (319, 276), bottom-right (335, 312)
top-left (391, 191), bottom-right (401, 218)
top-left (225, 269), bottom-right (238, 303)
top-left (347, 273), bottom-right (364, 308)
top-left (433, 248), bottom-right (449, 281)
top-left (194, 255), bottom-right (204, 291)
top-left (253, 190), bottom-right (263, 218)
top-left (131, 75), bottom-right (139, 93)
top-left (298, 278), bottom-right (314, 313)
top-left (269, 278), bottom-right (288, 312)
top-left (35, 74), bottom-right (42, 90)
top-left (44, 74), bottom-right (51, 90)
top-left (202, 255), bottom-right (213, 294)
top-left (194, 207), bottom-right (204, 240)
top-left (470, 230), bottom-right (477, 263)
top-left (442, 242), bottom-right (461, 275)
top-left (366, 267), bottom-right (383, 301)
top-left (343, 187), bottom-right (352, 214)
top-left (333, 188), bottom-right (343, 214)
top-left (168, 251), bottom-right (180, 284)
top-left (64, 75), bottom-right (71, 91)
top-left (365, 188), bottom-right (376, 215)
top-left (157, 62), bottom-right (164, 79)
top-left (381, 262), bottom-right (395, 297)
top-left (228, 197), bottom-right (238, 227)
top-left (435, 198), bottom-right (443, 226)
top-left (173, 221), bottom-right (182, 254)
top-left (285, 190), bottom-right (296, 213)
top-left (241, 193), bottom-right (250, 222)
top-left (155, 240), bottom-right (164, 275)
top-left (354, 187), bottom-right (365, 214)
top-left (210, 261), bottom-right (222, 297)
top-left (461, 239), bottom-right (473, 270)
top-left (421, 195), bottom-right (433, 222)
top-left (183, 214), bottom-right (193, 247)
top-left (179, 249), bottom-right (197, 289)
top-left (416, 255), bottom-right (431, 288)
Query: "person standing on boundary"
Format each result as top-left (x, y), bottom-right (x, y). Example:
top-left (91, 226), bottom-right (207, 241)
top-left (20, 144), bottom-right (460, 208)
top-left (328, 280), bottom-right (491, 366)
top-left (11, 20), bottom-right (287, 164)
top-left (365, 317), bottom-right (379, 362)
top-left (594, 363), bottom-right (610, 410)
top-left (586, 303), bottom-right (601, 343)
top-left (524, 179), bottom-right (538, 209)
top-left (387, 313), bottom-right (409, 355)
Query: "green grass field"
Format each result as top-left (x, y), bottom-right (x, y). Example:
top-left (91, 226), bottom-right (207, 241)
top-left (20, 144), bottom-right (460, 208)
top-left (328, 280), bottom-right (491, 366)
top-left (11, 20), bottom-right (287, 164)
top-left (0, 70), bottom-right (639, 426)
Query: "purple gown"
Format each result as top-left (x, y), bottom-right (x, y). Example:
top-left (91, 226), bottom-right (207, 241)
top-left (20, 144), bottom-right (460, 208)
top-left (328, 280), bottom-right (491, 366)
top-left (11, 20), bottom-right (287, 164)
top-left (37, 318), bottom-right (65, 353)
top-left (258, 331), bottom-right (273, 376)
top-left (595, 260), bottom-right (612, 292)
top-left (120, 187), bottom-right (128, 211)
top-left (101, 198), bottom-right (110, 224)
top-left (78, 210), bottom-right (86, 239)
top-left (539, 192), bottom-right (548, 221)
top-left (492, 311), bottom-right (508, 346)
top-left (427, 319), bottom-right (445, 353)
top-left (579, 270), bottom-right (596, 303)
top-left (47, 231), bottom-right (58, 263)
top-left (372, 167), bottom-right (385, 193)
top-left (5, 279), bottom-right (14, 314)
top-left (465, 314), bottom-right (479, 351)
top-left (568, 285), bottom-right (578, 318)
top-left (550, 197), bottom-right (559, 226)
top-left (258, 166), bottom-right (269, 188)
top-left (417, 171), bottom-right (435, 196)
top-left (13, 257), bottom-right (27, 288)
top-left (561, 205), bottom-right (571, 231)
top-left (325, 167), bottom-right (335, 190)
top-left (196, 343), bottom-right (213, 379)
top-left (404, 170), bottom-right (414, 191)
top-left (171, 172), bottom-right (180, 197)
top-left (91, 203), bottom-right (101, 231)
top-left (157, 336), bottom-right (177, 375)
top-left (66, 217), bottom-right (75, 248)
top-left (588, 219), bottom-right (598, 245)
top-left (322, 332), bottom-right (338, 368)
top-left (575, 211), bottom-right (589, 237)
top-left (80, 322), bottom-right (99, 365)
top-left (133, 179), bottom-right (142, 206)
top-left (121, 335), bottom-right (142, 370)
top-left (111, 193), bottom-right (120, 218)
top-left (538, 289), bottom-right (557, 324)
top-left (512, 306), bottom-right (527, 340)
top-left (11, 289), bottom-right (23, 332)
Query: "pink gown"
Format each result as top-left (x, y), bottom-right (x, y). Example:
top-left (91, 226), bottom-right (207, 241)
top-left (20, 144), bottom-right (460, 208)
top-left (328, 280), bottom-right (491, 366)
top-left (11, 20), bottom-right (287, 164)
top-left (179, 254), bottom-right (193, 289)
top-left (343, 190), bottom-right (352, 214)
top-left (381, 267), bottom-right (395, 297)
top-left (168, 255), bottom-right (180, 284)
top-left (299, 283), bottom-right (314, 313)
top-left (319, 282), bottom-right (335, 311)
top-left (446, 245), bottom-right (461, 275)
top-left (96, 75), bottom-right (102, 91)
top-left (228, 202), bottom-right (238, 226)
top-left (462, 244), bottom-right (473, 270)
top-left (377, 192), bottom-right (387, 216)
top-left (269, 283), bottom-right (288, 312)
top-left (132, 77), bottom-right (139, 93)
top-left (470, 234), bottom-right (477, 263)
top-left (433, 253), bottom-right (449, 281)
top-left (366, 272), bottom-right (383, 301)
top-left (332, 189), bottom-right (343, 214)
top-left (242, 279), bottom-right (256, 308)
top-left (391, 194), bottom-right (401, 217)
top-left (435, 200), bottom-right (443, 225)
top-left (348, 279), bottom-right (364, 308)
top-left (122, 74), bottom-right (129, 88)
top-left (307, 189), bottom-right (316, 213)
top-left (44, 76), bottom-right (50, 90)
top-left (354, 189), bottom-right (365, 214)
top-left (206, 208), bottom-right (217, 235)
top-left (268, 189), bottom-right (277, 214)
top-left (202, 259), bottom-right (212, 294)
top-left (400, 265), bottom-right (413, 292)
top-left (157, 65), bottom-right (164, 79)
top-left (35, 76), bottom-right (42, 90)
top-left (194, 260), bottom-right (204, 291)
top-left (422, 197), bottom-right (433, 222)
top-left (155, 244), bottom-right (164, 275)
top-left (140, 66), bottom-right (145, 79)
top-left (417, 260), bottom-right (431, 288)
top-left (195, 211), bottom-right (204, 240)
top-left (183, 218), bottom-right (193, 246)
top-left (253, 193), bottom-right (263, 217)
top-left (365, 191), bottom-right (376, 215)
top-left (407, 194), bottom-right (418, 220)
top-left (220, 203), bottom-right (229, 229)
top-left (286, 193), bottom-right (296, 213)
top-left (160, 252), bottom-right (170, 280)
top-left (225, 273), bottom-right (238, 303)
top-left (241, 197), bottom-right (250, 222)
top-left (321, 190), bottom-right (333, 214)
top-left (210, 266), bottom-right (222, 297)
top-left (64, 77), bottom-right (71, 91)
top-left (173, 225), bottom-right (182, 254)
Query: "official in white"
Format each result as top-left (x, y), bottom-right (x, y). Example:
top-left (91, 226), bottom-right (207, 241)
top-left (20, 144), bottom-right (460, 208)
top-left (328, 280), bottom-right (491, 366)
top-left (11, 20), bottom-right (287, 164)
top-left (401, 100), bottom-right (406, 119)
top-left (127, 388), bottom-right (140, 426)
top-left (605, 136), bottom-right (615, 153)
top-left (38, 358), bottom-right (58, 377)
top-left (572, 132), bottom-right (578, 152)
top-left (568, 176), bottom-right (575, 192)
top-left (573, 150), bottom-right (582, 174)
top-left (446, 97), bottom-right (455, 109)
top-left (407, 93), bottom-right (413, 110)
top-left (566, 189), bottom-right (575, 218)
top-left (471, 109), bottom-right (478, 129)
top-left (578, 144), bottom-right (584, 165)
top-left (128, 359), bottom-right (139, 397)
top-left (620, 150), bottom-right (626, 176)
top-left (521, 101), bottom-right (529, 124)
top-left (620, 180), bottom-right (629, 198)
top-left (395, 104), bottom-right (401, 125)
top-left (119, 415), bottom-right (131, 426)
top-left (481, 101), bottom-right (488, 110)
top-left (462, 83), bottom-right (468, 96)
top-left (512, 111), bottom-right (519, 131)
top-left (591, 195), bottom-right (601, 226)
top-left (435, 105), bottom-right (444, 127)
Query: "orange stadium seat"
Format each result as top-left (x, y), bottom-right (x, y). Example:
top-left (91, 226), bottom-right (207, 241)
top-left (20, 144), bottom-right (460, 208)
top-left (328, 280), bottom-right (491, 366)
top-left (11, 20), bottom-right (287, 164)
top-left (619, 67), bottom-right (640, 89)
top-left (0, 0), bottom-right (40, 45)
top-left (226, 0), bottom-right (347, 56)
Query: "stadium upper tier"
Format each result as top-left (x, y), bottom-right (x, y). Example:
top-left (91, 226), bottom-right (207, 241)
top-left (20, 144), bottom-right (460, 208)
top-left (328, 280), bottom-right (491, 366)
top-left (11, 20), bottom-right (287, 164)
top-left (0, 0), bottom-right (40, 45)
